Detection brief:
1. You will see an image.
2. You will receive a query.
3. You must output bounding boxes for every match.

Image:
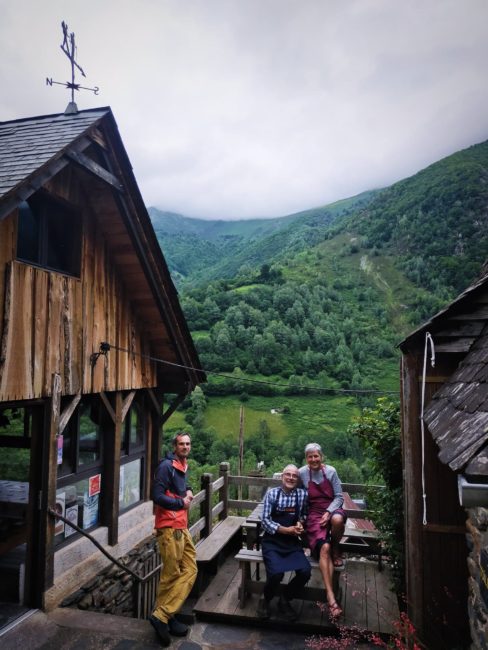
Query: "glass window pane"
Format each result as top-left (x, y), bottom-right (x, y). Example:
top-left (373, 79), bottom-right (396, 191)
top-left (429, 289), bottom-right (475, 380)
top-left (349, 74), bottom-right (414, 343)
top-left (0, 449), bottom-right (30, 481)
top-left (58, 428), bottom-right (74, 477)
top-left (119, 459), bottom-right (141, 510)
top-left (17, 201), bottom-right (40, 264)
top-left (78, 403), bottom-right (101, 467)
top-left (55, 476), bottom-right (101, 545)
top-left (45, 203), bottom-right (81, 276)
top-left (129, 406), bottom-right (144, 449)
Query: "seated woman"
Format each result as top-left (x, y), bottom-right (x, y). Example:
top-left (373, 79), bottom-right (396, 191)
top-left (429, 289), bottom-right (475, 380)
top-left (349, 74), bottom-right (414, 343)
top-left (299, 442), bottom-right (346, 619)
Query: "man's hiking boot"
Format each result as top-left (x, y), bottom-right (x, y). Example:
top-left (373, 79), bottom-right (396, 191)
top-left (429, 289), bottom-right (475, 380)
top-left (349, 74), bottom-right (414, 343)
top-left (149, 615), bottom-right (171, 647)
top-left (168, 617), bottom-right (189, 636)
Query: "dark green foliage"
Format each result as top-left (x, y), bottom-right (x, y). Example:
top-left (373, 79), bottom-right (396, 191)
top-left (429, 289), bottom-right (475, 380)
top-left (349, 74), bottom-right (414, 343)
top-left (349, 397), bottom-right (404, 592)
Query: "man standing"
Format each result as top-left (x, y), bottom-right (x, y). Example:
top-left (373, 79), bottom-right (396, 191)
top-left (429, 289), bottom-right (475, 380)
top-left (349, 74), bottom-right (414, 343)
top-left (149, 432), bottom-right (197, 647)
top-left (257, 464), bottom-right (311, 621)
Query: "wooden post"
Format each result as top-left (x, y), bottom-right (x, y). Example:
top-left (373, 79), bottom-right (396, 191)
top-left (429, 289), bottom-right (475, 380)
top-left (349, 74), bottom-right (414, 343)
top-left (219, 462), bottom-right (230, 520)
top-left (401, 352), bottom-right (424, 632)
top-left (238, 405), bottom-right (244, 504)
top-left (200, 473), bottom-right (213, 538)
top-left (40, 373), bottom-right (61, 604)
top-left (106, 392), bottom-right (123, 545)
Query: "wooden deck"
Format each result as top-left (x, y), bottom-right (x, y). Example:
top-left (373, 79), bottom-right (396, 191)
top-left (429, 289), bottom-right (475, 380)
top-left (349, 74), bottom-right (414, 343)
top-left (194, 555), bottom-right (398, 638)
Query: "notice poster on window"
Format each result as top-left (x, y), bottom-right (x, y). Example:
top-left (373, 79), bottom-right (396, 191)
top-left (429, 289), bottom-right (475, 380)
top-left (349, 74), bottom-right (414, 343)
top-left (57, 435), bottom-right (63, 465)
top-left (64, 503), bottom-right (78, 537)
top-left (88, 473), bottom-right (101, 497)
top-left (54, 492), bottom-right (65, 536)
top-left (81, 494), bottom-right (99, 529)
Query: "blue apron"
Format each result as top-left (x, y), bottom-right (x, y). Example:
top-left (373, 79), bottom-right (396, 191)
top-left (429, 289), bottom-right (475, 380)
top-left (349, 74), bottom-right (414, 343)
top-left (261, 489), bottom-right (311, 576)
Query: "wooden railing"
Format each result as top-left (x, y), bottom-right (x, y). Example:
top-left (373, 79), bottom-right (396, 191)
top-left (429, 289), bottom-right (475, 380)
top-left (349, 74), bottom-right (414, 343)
top-left (188, 462), bottom-right (385, 538)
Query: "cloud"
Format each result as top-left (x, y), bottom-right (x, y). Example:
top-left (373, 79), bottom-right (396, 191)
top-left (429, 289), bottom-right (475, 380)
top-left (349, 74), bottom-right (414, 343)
top-left (1, 0), bottom-right (488, 218)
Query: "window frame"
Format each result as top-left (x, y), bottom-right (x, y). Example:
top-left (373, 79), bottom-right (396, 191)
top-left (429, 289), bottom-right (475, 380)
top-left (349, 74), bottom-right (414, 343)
top-left (16, 190), bottom-right (82, 278)
top-left (119, 396), bottom-right (147, 513)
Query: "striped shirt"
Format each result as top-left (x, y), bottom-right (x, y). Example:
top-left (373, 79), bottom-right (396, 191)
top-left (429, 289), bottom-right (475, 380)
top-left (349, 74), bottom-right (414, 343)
top-left (261, 486), bottom-right (308, 535)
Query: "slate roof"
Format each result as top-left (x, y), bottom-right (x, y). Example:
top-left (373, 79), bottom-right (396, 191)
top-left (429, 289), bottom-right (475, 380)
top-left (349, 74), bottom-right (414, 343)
top-left (423, 323), bottom-right (488, 477)
top-left (0, 108), bottom-right (109, 200)
top-left (400, 269), bottom-right (488, 479)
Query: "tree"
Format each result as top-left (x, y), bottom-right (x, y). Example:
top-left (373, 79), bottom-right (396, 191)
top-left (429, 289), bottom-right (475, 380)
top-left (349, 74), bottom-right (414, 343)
top-left (348, 397), bottom-right (404, 592)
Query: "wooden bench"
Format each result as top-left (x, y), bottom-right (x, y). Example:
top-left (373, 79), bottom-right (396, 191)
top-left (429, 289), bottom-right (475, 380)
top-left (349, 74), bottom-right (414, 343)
top-left (194, 516), bottom-right (246, 593)
top-left (234, 547), bottom-right (343, 608)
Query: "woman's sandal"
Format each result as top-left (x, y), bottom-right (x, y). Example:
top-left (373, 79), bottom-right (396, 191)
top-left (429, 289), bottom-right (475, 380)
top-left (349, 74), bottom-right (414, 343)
top-left (328, 601), bottom-right (342, 619)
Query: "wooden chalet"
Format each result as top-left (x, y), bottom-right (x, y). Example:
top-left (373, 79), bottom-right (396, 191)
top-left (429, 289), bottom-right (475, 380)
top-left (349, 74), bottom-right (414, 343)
top-left (0, 107), bottom-right (204, 615)
top-left (400, 269), bottom-right (488, 649)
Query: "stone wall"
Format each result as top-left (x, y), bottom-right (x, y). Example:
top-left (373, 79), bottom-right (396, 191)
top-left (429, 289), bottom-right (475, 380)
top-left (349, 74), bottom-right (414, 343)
top-left (466, 507), bottom-right (488, 650)
top-left (45, 501), bottom-right (154, 610)
top-left (60, 536), bottom-right (159, 618)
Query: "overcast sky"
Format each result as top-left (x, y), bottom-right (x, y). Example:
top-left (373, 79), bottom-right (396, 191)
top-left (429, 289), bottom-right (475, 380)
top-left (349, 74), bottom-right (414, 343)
top-left (1, 1), bottom-right (488, 219)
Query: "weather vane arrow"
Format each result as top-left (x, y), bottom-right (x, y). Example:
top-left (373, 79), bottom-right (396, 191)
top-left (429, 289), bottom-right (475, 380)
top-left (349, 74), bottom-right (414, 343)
top-left (46, 21), bottom-right (100, 113)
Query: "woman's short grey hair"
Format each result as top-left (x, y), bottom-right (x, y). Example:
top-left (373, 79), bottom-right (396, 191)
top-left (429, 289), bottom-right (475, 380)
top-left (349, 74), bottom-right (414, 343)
top-left (304, 442), bottom-right (322, 456)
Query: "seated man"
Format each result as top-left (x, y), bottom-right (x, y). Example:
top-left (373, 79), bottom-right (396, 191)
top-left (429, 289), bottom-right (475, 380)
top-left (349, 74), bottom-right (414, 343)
top-left (257, 464), bottom-right (311, 621)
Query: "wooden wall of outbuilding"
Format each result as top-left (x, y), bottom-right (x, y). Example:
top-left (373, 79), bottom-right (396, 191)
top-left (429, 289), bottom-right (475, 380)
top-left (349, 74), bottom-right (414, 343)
top-left (0, 171), bottom-right (157, 401)
top-left (401, 351), bottom-right (470, 649)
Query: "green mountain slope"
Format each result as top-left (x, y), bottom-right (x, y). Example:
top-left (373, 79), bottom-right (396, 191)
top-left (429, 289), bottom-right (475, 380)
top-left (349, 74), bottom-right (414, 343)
top-left (153, 137), bottom-right (488, 485)
top-left (155, 137), bottom-right (488, 396)
top-left (345, 139), bottom-right (488, 295)
top-left (149, 191), bottom-right (377, 284)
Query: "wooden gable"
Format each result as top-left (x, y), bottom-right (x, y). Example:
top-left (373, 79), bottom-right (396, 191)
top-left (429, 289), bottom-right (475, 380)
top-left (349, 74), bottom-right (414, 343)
top-left (0, 107), bottom-right (204, 402)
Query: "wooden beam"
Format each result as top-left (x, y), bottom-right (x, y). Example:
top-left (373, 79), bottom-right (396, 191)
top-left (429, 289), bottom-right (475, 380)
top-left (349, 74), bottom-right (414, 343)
top-left (66, 150), bottom-right (124, 192)
top-left (147, 388), bottom-right (163, 414)
top-left (161, 393), bottom-right (186, 425)
top-left (58, 393), bottom-right (82, 435)
top-left (121, 390), bottom-right (136, 422)
top-left (422, 523), bottom-right (466, 535)
top-left (100, 391), bottom-right (116, 423)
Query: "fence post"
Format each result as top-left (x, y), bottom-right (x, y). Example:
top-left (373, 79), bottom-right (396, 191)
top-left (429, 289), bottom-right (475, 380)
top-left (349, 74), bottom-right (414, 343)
top-left (200, 472), bottom-right (213, 538)
top-left (219, 462), bottom-right (230, 520)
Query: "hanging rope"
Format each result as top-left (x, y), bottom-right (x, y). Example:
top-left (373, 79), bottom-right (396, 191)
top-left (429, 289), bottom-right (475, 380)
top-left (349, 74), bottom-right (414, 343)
top-left (91, 341), bottom-right (398, 396)
top-left (420, 332), bottom-right (435, 525)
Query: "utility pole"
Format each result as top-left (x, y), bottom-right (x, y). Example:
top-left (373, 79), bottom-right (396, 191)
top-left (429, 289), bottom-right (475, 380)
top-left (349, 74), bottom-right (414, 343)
top-left (238, 405), bottom-right (244, 505)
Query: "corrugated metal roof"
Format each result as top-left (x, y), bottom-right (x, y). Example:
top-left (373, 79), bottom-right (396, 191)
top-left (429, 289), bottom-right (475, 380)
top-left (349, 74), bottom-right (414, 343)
top-left (0, 108), bottom-right (110, 199)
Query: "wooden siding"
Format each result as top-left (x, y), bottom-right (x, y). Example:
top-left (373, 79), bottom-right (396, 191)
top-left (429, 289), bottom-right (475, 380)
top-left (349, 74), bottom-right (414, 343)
top-left (0, 209), bottom-right (158, 401)
top-left (401, 352), bottom-right (470, 648)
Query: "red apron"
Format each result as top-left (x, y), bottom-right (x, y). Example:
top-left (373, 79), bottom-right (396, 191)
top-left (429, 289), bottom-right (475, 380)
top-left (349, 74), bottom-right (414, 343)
top-left (306, 467), bottom-right (346, 556)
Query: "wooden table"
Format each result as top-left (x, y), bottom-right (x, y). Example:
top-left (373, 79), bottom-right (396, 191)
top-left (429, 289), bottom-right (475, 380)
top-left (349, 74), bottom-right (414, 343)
top-left (241, 493), bottom-right (382, 565)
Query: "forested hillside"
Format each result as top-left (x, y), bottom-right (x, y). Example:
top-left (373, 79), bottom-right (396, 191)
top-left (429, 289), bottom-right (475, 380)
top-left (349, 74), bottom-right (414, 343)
top-left (149, 191), bottom-right (377, 284)
top-left (150, 138), bottom-right (488, 484)
top-left (343, 139), bottom-right (488, 296)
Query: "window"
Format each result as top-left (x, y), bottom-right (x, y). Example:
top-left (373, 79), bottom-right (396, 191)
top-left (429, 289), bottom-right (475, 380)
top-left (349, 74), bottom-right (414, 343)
top-left (56, 398), bottom-right (104, 544)
top-left (119, 398), bottom-right (146, 512)
top-left (17, 191), bottom-right (81, 277)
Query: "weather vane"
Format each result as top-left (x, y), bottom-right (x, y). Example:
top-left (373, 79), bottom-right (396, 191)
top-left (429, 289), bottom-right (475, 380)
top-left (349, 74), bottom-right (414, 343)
top-left (46, 21), bottom-right (100, 113)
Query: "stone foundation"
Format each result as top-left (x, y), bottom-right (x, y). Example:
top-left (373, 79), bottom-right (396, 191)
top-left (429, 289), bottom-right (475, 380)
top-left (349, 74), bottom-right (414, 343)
top-left (466, 507), bottom-right (488, 650)
top-left (45, 501), bottom-right (154, 610)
